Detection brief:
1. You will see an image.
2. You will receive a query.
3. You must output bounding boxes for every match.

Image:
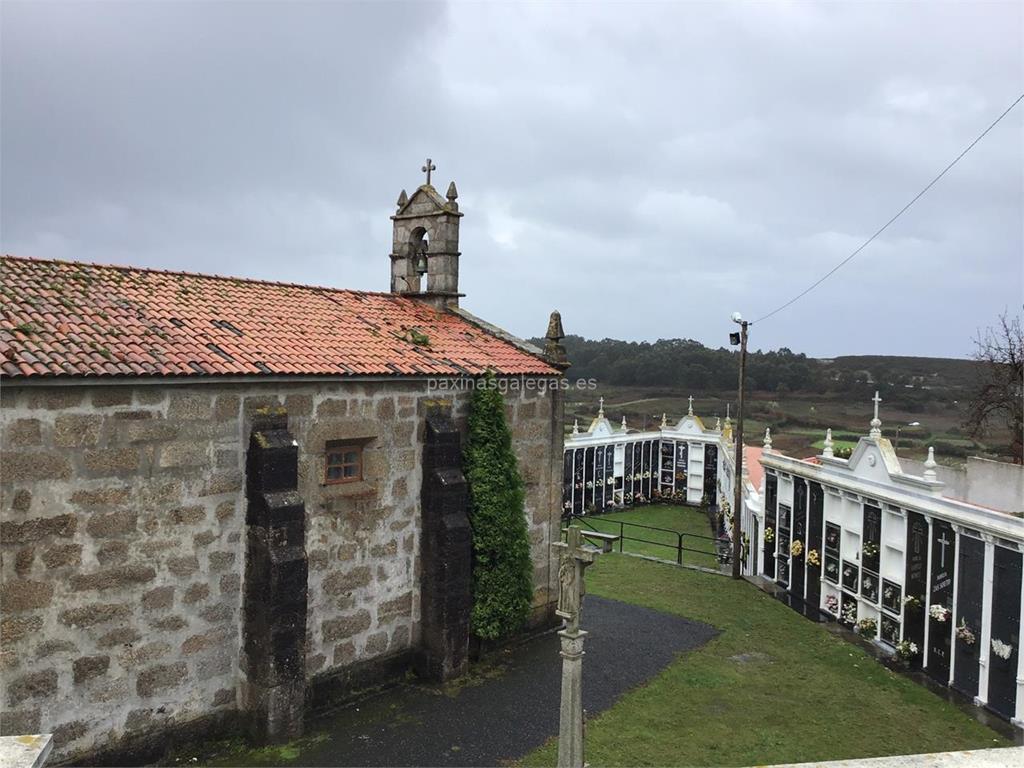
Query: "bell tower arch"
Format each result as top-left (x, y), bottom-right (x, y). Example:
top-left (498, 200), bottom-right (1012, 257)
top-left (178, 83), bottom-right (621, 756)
top-left (390, 159), bottom-right (464, 308)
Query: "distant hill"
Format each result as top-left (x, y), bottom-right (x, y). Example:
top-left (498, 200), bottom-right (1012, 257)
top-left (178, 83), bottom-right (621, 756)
top-left (530, 335), bottom-right (981, 402)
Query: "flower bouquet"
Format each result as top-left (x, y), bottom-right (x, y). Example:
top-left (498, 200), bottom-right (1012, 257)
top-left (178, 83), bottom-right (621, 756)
top-left (856, 617), bottom-right (878, 639)
top-left (929, 604), bottom-right (951, 623)
top-left (955, 619), bottom-right (976, 646)
top-left (790, 539), bottom-right (804, 558)
top-left (763, 527), bottom-right (775, 543)
top-left (992, 638), bottom-right (1013, 660)
top-left (825, 594), bottom-right (839, 615)
top-left (841, 601), bottom-right (858, 625)
top-left (894, 640), bottom-right (918, 662)
top-left (861, 542), bottom-right (879, 558)
top-left (903, 594), bottom-right (923, 611)
top-left (806, 549), bottom-right (820, 567)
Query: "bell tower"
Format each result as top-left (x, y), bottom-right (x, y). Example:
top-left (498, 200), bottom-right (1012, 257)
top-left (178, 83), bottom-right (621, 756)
top-left (390, 159), bottom-right (464, 309)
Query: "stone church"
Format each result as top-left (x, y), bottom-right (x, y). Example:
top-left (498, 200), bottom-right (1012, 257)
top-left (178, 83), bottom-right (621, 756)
top-left (0, 170), bottom-right (569, 762)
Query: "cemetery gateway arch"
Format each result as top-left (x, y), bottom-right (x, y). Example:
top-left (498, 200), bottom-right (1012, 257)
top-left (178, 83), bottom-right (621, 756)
top-left (564, 396), bottom-right (1024, 726)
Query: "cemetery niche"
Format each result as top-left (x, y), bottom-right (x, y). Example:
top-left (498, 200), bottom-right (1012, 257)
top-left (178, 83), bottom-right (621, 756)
top-left (562, 397), bottom-right (724, 515)
top-left (754, 395), bottom-right (1024, 728)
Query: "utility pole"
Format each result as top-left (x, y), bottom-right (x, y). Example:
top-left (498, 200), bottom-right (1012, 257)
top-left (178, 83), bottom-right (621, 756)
top-left (730, 313), bottom-right (749, 580)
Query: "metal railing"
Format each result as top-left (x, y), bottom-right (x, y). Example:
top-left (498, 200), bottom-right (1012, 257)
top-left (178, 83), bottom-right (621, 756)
top-left (562, 513), bottom-right (730, 569)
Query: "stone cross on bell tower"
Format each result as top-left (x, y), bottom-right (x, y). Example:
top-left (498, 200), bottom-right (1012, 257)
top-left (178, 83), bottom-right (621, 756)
top-left (390, 159), bottom-right (465, 309)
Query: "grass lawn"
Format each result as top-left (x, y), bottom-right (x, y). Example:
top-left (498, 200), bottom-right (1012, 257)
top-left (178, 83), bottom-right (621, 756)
top-left (523, 556), bottom-right (1010, 767)
top-left (573, 505), bottom-right (721, 570)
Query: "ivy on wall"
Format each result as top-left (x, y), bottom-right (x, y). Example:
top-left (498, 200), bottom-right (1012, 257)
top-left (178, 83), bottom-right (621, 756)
top-left (464, 376), bottom-right (534, 641)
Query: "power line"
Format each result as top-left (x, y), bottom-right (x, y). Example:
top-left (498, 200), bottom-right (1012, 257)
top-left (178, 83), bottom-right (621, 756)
top-left (752, 91), bottom-right (1024, 325)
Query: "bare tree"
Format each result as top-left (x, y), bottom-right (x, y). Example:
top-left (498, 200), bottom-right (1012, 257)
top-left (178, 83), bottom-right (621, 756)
top-left (965, 311), bottom-right (1023, 463)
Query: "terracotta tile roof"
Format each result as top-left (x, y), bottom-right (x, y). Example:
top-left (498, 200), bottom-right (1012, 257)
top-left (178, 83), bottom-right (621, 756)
top-left (0, 255), bottom-right (559, 379)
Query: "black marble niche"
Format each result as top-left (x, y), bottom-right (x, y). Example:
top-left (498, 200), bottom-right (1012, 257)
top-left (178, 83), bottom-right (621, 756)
top-left (703, 444), bottom-right (718, 500)
top-left (572, 449), bottom-right (585, 514)
top-left (841, 559), bottom-right (859, 593)
top-left (862, 505), bottom-right (882, 573)
top-left (881, 578), bottom-right (902, 614)
top-left (562, 451), bottom-right (573, 514)
top-left (824, 554), bottom-right (840, 585)
top-left (987, 545), bottom-right (1022, 719)
top-left (583, 447), bottom-right (596, 512)
top-left (825, 523), bottom-right (841, 553)
top-left (595, 446), bottom-right (607, 511)
top-left (624, 442), bottom-right (635, 499)
top-left (806, 482), bottom-right (824, 612)
top-left (674, 441), bottom-right (688, 486)
top-left (953, 535), bottom-right (984, 698)
top-left (926, 519), bottom-right (956, 684)
top-left (660, 440), bottom-right (675, 490)
top-left (880, 615), bottom-right (901, 647)
top-left (904, 511), bottom-right (929, 669)
top-left (860, 570), bottom-right (879, 603)
top-left (642, 441), bottom-right (654, 497)
top-left (763, 474), bottom-right (777, 580)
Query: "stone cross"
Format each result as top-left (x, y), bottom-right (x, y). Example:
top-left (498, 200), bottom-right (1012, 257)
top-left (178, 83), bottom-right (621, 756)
top-left (869, 390), bottom-right (882, 438)
top-left (688, 395), bottom-right (694, 416)
top-left (597, 396), bottom-right (604, 418)
top-left (422, 158), bottom-right (436, 185)
top-left (937, 530), bottom-right (951, 568)
top-left (552, 526), bottom-right (601, 767)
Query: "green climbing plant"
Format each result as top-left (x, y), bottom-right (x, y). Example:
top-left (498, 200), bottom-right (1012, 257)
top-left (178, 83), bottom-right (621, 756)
top-left (464, 374), bottom-right (534, 641)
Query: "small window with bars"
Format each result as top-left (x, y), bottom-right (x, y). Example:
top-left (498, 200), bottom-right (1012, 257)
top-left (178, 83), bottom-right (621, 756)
top-left (325, 442), bottom-right (362, 484)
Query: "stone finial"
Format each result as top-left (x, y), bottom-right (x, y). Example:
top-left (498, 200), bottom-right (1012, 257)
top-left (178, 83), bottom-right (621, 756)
top-left (715, 416), bottom-right (722, 431)
top-left (923, 446), bottom-right (938, 481)
top-left (823, 428), bottom-right (835, 458)
top-left (572, 418), bottom-right (579, 436)
top-left (597, 397), bottom-right (605, 418)
top-left (763, 427), bottom-right (773, 450)
top-left (687, 395), bottom-right (694, 416)
top-left (396, 189), bottom-right (408, 209)
top-left (660, 412), bottom-right (668, 429)
top-left (621, 415), bottom-right (627, 432)
top-left (446, 181), bottom-right (458, 201)
top-left (869, 390), bottom-right (882, 438)
top-left (543, 310), bottom-right (569, 369)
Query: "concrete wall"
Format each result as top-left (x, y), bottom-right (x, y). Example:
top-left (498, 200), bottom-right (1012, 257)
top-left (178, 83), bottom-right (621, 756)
top-left (0, 378), bottom-right (562, 762)
top-left (901, 456), bottom-right (1023, 514)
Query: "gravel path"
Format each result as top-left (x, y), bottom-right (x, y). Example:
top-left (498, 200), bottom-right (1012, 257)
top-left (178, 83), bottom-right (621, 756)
top-left (293, 594), bottom-right (717, 767)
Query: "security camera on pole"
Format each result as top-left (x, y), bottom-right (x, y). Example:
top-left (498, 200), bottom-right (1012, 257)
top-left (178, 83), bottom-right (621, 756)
top-left (729, 312), bottom-right (748, 580)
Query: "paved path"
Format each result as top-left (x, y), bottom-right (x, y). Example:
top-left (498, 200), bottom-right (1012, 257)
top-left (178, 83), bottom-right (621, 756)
top-left (291, 595), bottom-right (717, 767)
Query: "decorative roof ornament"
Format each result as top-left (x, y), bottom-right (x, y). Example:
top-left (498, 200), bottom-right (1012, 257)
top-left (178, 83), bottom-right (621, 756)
top-left (572, 418), bottom-right (580, 436)
top-left (621, 415), bottom-right (627, 432)
top-left (823, 428), bottom-right (835, 458)
top-left (597, 396), bottom-right (605, 419)
top-left (763, 427), bottom-right (773, 450)
top-left (660, 412), bottom-right (668, 429)
top-left (715, 416), bottom-right (722, 431)
top-left (869, 391), bottom-right (882, 438)
top-left (687, 395), bottom-right (694, 416)
top-left (445, 181), bottom-right (459, 212)
top-left (421, 158), bottom-right (436, 186)
top-left (543, 310), bottom-right (568, 368)
top-left (396, 189), bottom-right (408, 209)
top-left (923, 446), bottom-right (938, 482)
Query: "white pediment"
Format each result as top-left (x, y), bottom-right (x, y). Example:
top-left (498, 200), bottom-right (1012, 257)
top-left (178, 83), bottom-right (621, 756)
top-left (671, 415), bottom-right (707, 436)
top-left (847, 437), bottom-right (903, 484)
top-left (588, 417), bottom-right (615, 438)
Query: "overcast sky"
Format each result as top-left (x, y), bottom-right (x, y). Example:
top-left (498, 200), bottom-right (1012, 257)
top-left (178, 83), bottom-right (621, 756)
top-left (3, 2), bottom-right (1021, 359)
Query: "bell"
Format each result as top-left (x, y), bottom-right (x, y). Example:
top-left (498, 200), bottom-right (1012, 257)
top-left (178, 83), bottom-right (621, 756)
top-left (414, 251), bottom-right (428, 276)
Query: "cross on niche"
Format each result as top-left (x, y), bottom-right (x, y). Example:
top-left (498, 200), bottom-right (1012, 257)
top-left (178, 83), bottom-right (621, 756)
top-left (872, 391), bottom-right (882, 420)
top-left (688, 395), bottom-right (694, 415)
top-left (936, 530), bottom-right (951, 568)
top-left (422, 158), bottom-right (436, 185)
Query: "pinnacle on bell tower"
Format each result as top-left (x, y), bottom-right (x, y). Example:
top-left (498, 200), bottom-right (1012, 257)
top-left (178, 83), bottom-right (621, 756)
top-left (390, 159), bottom-right (464, 309)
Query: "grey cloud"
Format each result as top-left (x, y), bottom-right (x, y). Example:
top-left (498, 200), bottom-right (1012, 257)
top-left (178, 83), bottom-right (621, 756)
top-left (2, 1), bottom-right (1021, 358)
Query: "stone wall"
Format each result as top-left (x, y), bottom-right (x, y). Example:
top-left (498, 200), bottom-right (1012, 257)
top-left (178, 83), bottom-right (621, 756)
top-left (0, 378), bottom-right (562, 762)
